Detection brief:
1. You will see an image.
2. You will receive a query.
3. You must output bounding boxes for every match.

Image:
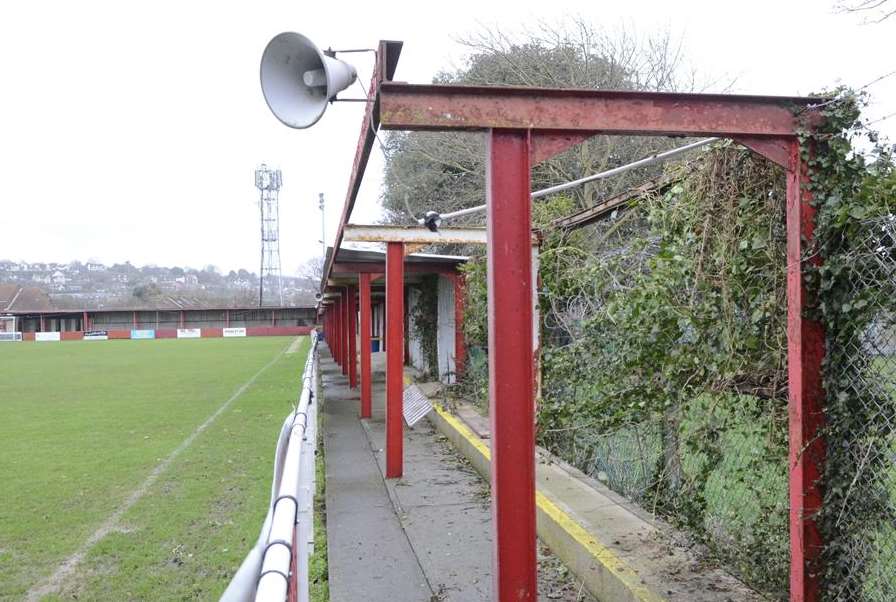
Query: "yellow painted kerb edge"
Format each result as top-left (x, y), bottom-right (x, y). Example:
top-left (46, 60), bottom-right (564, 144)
top-left (432, 403), bottom-right (665, 602)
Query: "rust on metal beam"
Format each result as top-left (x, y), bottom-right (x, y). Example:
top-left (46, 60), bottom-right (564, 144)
top-left (320, 41), bottom-right (403, 294)
top-left (734, 135), bottom-right (792, 168)
top-left (379, 82), bottom-right (826, 137)
top-left (530, 131), bottom-right (593, 165)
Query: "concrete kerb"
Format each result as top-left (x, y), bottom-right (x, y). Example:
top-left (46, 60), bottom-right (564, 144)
top-left (428, 403), bottom-right (665, 602)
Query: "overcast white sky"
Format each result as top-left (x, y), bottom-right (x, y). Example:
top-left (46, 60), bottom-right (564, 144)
top-left (0, 0), bottom-right (893, 274)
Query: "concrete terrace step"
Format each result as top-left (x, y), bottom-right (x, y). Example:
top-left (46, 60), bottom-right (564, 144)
top-left (426, 399), bottom-right (762, 602)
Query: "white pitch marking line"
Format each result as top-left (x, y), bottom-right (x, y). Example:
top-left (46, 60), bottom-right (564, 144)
top-left (25, 343), bottom-right (291, 601)
top-left (285, 337), bottom-right (302, 354)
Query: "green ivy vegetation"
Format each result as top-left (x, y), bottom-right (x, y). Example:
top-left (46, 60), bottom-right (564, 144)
top-left (462, 148), bottom-right (795, 594)
top-left (801, 89), bottom-right (896, 600)
top-left (456, 97), bottom-right (895, 597)
top-left (410, 275), bottom-right (440, 378)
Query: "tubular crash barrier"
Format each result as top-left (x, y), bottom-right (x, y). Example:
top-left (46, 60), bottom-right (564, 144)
top-left (221, 331), bottom-right (319, 602)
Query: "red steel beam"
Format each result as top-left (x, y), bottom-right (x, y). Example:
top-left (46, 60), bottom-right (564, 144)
top-left (359, 274), bottom-right (373, 418)
top-left (786, 140), bottom-right (825, 602)
top-left (320, 41), bottom-right (403, 296)
top-left (487, 130), bottom-right (537, 600)
top-left (378, 83), bottom-right (825, 137)
top-left (385, 242), bottom-right (405, 478)
top-left (347, 285), bottom-right (358, 389)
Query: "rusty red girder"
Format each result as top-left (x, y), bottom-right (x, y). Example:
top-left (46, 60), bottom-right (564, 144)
top-left (378, 82), bottom-right (825, 137)
top-left (385, 242), bottom-right (405, 479)
top-left (320, 41), bottom-right (403, 296)
top-left (787, 140), bottom-right (825, 601)
top-left (487, 130), bottom-right (537, 600)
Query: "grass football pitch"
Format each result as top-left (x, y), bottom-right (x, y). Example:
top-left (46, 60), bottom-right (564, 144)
top-left (0, 336), bottom-right (309, 601)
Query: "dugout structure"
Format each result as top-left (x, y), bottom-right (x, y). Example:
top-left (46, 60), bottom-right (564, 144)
top-left (317, 41), bottom-right (830, 602)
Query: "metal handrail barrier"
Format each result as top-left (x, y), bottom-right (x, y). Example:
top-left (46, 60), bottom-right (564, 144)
top-left (221, 331), bottom-right (320, 602)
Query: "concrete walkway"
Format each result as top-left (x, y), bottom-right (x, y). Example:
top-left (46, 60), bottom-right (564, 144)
top-left (320, 344), bottom-right (492, 602)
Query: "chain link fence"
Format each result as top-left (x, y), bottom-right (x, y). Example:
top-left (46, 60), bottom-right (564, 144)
top-left (533, 147), bottom-right (792, 597)
top-left (458, 147), bottom-right (895, 598)
top-left (823, 215), bottom-right (896, 601)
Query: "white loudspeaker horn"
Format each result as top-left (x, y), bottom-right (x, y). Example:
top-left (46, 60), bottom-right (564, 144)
top-left (260, 32), bottom-right (358, 129)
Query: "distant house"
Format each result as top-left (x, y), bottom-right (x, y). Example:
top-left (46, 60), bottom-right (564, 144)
top-left (114, 273), bottom-right (128, 283)
top-left (51, 270), bottom-right (67, 285)
top-left (86, 262), bottom-right (106, 272)
top-left (32, 273), bottom-right (51, 284)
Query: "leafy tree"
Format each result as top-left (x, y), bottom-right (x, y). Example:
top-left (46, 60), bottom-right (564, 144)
top-left (381, 19), bottom-right (710, 224)
top-left (132, 282), bottom-right (162, 303)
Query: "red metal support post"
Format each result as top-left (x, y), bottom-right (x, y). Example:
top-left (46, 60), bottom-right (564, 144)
top-left (786, 139), bottom-right (825, 602)
top-left (359, 273), bottom-right (373, 418)
top-left (486, 129), bottom-right (537, 600)
top-left (385, 242), bottom-right (405, 478)
top-left (332, 301), bottom-right (339, 365)
top-left (347, 285), bottom-right (358, 389)
top-left (83, 311), bottom-right (89, 331)
top-left (340, 291), bottom-right (349, 376)
top-left (132, 311), bottom-right (137, 330)
top-left (333, 293), bottom-right (343, 368)
top-left (179, 310), bottom-right (185, 329)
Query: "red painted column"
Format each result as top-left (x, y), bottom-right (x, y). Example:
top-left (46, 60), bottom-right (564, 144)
top-left (487, 129), bottom-right (537, 601)
top-left (179, 310), bottom-right (185, 329)
top-left (386, 242), bottom-right (405, 478)
top-left (786, 140), bottom-right (825, 602)
top-left (453, 272), bottom-right (466, 380)
top-left (359, 273), bottom-right (373, 418)
top-left (347, 285), bottom-right (358, 389)
top-left (340, 291), bottom-right (349, 376)
top-left (132, 311), bottom-right (137, 329)
top-left (335, 298), bottom-right (343, 368)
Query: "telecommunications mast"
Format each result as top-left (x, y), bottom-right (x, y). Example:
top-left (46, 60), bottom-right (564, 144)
top-left (255, 164), bottom-right (284, 307)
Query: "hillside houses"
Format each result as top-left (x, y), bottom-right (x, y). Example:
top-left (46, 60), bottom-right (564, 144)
top-left (0, 258), bottom-right (318, 308)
